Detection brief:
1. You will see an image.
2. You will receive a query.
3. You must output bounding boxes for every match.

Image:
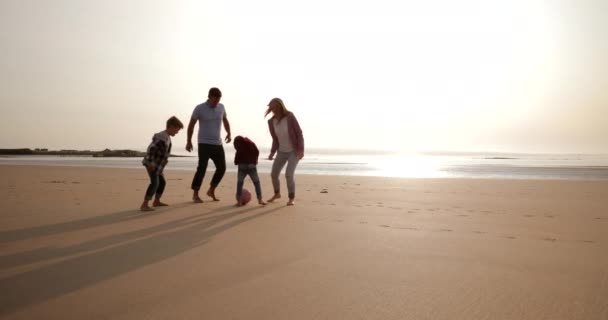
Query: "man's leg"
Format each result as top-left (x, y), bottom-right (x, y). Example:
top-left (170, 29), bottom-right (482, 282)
top-left (207, 145), bottom-right (226, 201)
top-left (191, 144), bottom-right (210, 203)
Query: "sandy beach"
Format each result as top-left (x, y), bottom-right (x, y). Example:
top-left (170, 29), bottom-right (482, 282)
top-left (0, 165), bottom-right (607, 319)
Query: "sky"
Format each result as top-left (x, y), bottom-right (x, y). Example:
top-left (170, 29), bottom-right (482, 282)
top-left (0, 0), bottom-right (606, 153)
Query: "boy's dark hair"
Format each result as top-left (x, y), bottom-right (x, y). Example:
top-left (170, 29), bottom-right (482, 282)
top-left (233, 135), bottom-right (244, 148)
top-left (166, 116), bottom-right (184, 129)
top-left (208, 87), bottom-right (222, 98)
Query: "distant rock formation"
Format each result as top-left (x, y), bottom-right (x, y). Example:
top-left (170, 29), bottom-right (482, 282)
top-left (0, 148), bottom-right (146, 157)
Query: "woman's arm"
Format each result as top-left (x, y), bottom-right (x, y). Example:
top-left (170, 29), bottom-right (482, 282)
top-left (268, 119), bottom-right (279, 159)
top-left (289, 114), bottom-right (304, 159)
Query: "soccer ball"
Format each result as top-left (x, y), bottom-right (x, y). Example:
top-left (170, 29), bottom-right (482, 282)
top-left (240, 188), bottom-right (252, 205)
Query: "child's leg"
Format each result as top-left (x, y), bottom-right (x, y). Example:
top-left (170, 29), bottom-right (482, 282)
top-left (141, 170), bottom-right (159, 211)
top-left (249, 167), bottom-right (266, 205)
top-left (153, 173), bottom-right (168, 207)
top-left (235, 167), bottom-right (247, 205)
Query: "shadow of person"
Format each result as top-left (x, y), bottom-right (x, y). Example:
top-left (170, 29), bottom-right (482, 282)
top-left (0, 205), bottom-right (285, 316)
top-left (0, 202), bottom-right (194, 243)
top-left (0, 204), bottom-right (237, 270)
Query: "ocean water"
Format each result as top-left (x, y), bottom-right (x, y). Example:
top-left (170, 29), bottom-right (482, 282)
top-left (1, 150), bottom-right (608, 180)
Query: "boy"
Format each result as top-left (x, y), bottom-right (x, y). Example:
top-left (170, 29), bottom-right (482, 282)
top-left (140, 116), bottom-right (184, 211)
top-left (233, 136), bottom-right (266, 206)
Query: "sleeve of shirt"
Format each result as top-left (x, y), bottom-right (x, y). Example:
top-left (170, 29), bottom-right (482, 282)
top-left (191, 105), bottom-right (199, 120)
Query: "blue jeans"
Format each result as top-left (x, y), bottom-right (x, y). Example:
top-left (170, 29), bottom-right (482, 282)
top-left (236, 164), bottom-right (262, 201)
top-left (145, 169), bottom-right (166, 200)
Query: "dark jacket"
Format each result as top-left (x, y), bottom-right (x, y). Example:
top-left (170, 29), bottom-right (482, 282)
top-left (234, 136), bottom-right (259, 165)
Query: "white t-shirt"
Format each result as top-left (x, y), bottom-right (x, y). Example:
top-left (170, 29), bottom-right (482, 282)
top-left (191, 102), bottom-right (225, 145)
top-left (274, 118), bottom-right (294, 152)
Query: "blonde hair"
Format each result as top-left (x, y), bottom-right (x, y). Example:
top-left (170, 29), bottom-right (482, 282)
top-left (265, 97), bottom-right (290, 120)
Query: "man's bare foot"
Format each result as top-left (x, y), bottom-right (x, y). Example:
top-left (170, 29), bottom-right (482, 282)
top-left (258, 199), bottom-right (267, 206)
top-left (267, 193), bottom-right (281, 203)
top-left (234, 202), bottom-right (244, 207)
top-left (153, 200), bottom-right (168, 207)
top-left (287, 199), bottom-right (295, 206)
top-left (193, 192), bottom-right (204, 203)
top-left (206, 188), bottom-right (220, 201)
top-left (140, 205), bottom-right (154, 212)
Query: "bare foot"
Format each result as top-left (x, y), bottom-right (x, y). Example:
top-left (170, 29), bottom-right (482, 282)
top-left (207, 188), bottom-right (220, 201)
top-left (234, 202), bottom-right (244, 207)
top-left (140, 205), bottom-right (155, 212)
top-left (258, 199), bottom-right (267, 206)
top-left (287, 199), bottom-right (295, 206)
top-left (193, 192), bottom-right (204, 203)
top-left (153, 200), bottom-right (168, 207)
top-left (267, 193), bottom-right (281, 203)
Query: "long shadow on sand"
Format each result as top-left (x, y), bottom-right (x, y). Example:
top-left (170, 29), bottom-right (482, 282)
top-left (0, 204), bottom-right (285, 316)
top-left (0, 204), bottom-right (233, 270)
top-left (0, 201), bottom-right (195, 243)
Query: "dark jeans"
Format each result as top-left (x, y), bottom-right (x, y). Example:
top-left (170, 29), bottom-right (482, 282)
top-left (236, 164), bottom-right (263, 201)
top-left (191, 143), bottom-right (226, 191)
top-left (145, 169), bottom-right (166, 200)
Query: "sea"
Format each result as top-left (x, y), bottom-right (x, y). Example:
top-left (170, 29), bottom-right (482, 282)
top-left (1, 149), bottom-right (608, 180)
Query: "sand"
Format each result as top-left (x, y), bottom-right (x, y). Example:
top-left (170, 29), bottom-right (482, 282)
top-left (0, 165), bottom-right (607, 319)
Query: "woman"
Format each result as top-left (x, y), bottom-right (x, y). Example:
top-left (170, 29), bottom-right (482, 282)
top-left (265, 98), bottom-right (304, 206)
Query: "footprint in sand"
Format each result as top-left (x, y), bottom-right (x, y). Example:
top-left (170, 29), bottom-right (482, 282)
top-left (457, 214), bottom-right (469, 217)
top-left (359, 221), bottom-right (368, 224)
top-left (524, 214), bottom-right (534, 218)
top-left (333, 219), bottom-right (343, 223)
top-left (472, 231), bottom-right (487, 234)
top-left (543, 237), bottom-right (557, 242)
top-left (379, 225), bottom-right (390, 228)
top-left (544, 215), bottom-right (555, 219)
top-left (439, 228), bottom-right (453, 232)
top-left (505, 236), bottom-right (516, 240)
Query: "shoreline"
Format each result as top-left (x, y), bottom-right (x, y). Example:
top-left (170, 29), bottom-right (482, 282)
top-left (2, 161), bottom-right (608, 181)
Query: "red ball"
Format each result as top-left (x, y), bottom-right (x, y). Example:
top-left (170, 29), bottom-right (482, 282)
top-left (240, 188), bottom-right (252, 205)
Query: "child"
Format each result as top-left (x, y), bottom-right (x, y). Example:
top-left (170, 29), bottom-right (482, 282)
top-left (140, 116), bottom-right (184, 211)
top-left (233, 136), bottom-right (266, 206)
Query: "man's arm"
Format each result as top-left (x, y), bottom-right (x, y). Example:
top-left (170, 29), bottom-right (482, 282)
top-left (223, 113), bottom-right (232, 143)
top-left (186, 118), bottom-right (197, 152)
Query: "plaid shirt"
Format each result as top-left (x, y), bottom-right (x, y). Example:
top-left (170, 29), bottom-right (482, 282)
top-left (142, 131), bottom-right (172, 173)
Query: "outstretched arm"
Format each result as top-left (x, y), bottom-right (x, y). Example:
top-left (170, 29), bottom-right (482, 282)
top-left (223, 113), bottom-right (232, 143)
top-left (186, 118), bottom-right (197, 152)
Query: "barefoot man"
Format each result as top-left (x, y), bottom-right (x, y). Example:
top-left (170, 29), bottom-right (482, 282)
top-left (186, 87), bottom-right (232, 202)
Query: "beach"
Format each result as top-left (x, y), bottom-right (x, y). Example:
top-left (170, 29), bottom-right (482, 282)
top-left (1, 165), bottom-right (607, 319)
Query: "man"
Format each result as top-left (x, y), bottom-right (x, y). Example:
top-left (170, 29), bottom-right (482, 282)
top-left (186, 87), bottom-right (232, 202)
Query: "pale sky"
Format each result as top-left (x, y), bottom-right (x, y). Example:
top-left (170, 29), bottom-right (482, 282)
top-left (1, 0), bottom-right (606, 153)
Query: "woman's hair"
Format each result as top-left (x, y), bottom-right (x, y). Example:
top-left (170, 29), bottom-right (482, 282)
top-left (265, 97), bottom-right (290, 120)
